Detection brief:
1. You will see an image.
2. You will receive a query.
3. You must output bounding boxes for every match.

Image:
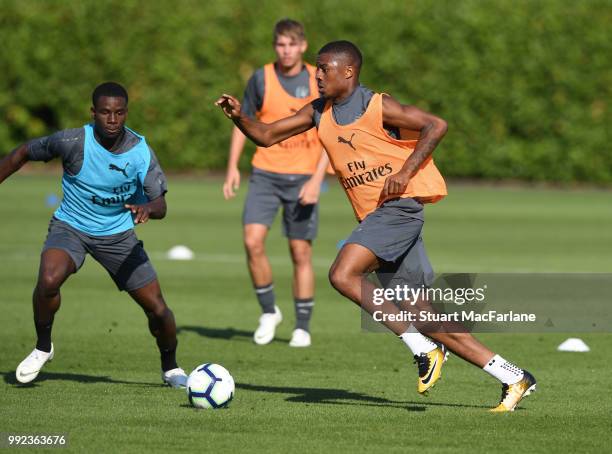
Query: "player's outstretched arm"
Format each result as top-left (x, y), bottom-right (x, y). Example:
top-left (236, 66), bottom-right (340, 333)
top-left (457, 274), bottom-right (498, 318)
top-left (0, 144), bottom-right (29, 184)
top-left (215, 94), bottom-right (314, 147)
top-left (125, 195), bottom-right (167, 224)
top-left (380, 95), bottom-right (448, 197)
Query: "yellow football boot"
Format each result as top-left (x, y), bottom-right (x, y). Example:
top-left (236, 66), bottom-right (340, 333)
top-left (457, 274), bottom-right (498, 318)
top-left (414, 344), bottom-right (448, 394)
top-left (490, 370), bottom-right (537, 412)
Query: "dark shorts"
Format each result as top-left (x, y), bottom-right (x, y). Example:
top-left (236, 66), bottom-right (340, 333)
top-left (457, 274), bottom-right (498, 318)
top-left (243, 168), bottom-right (318, 240)
top-left (43, 217), bottom-right (158, 292)
top-left (345, 198), bottom-right (434, 289)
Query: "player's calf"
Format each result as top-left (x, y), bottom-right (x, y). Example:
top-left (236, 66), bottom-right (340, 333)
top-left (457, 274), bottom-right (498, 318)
top-left (130, 282), bottom-right (185, 385)
top-left (143, 305), bottom-right (180, 369)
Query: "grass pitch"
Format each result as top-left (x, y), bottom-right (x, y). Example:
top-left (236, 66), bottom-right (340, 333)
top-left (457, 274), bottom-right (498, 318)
top-left (1, 174), bottom-right (611, 453)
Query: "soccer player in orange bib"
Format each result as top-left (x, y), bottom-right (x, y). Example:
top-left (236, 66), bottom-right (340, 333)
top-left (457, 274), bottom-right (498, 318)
top-left (222, 19), bottom-right (329, 348)
top-left (217, 41), bottom-right (536, 412)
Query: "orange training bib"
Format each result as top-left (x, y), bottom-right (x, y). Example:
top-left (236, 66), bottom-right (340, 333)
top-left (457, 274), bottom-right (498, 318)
top-left (317, 93), bottom-right (447, 221)
top-left (251, 63), bottom-right (322, 174)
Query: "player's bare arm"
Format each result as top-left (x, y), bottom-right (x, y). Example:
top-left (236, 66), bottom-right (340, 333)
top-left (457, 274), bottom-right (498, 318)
top-left (215, 94), bottom-right (314, 147)
top-left (125, 195), bottom-right (167, 224)
top-left (298, 150), bottom-right (329, 205)
top-left (380, 94), bottom-right (448, 197)
top-left (222, 127), bottom-right (247, 199)
top-left (0, 144), bottom-right (29, 184)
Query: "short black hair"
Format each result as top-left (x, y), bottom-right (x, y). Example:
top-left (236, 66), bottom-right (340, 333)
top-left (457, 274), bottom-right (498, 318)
top-left (92, 82), bottom-right (128, 107)
top-left (318, 40), bottom-right (363, 70)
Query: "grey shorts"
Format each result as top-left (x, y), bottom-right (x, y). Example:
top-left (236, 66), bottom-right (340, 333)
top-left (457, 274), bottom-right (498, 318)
top-left (43, 217), bottom-right (158, 292)
top-left (345, 198), bottom-right (434, 289)
top-left (243, 168), bottom-right (318, 240)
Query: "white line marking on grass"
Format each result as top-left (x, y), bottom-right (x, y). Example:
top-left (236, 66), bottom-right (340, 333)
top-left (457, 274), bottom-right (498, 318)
top-left (0, 251), bottom-right (335, 269)
top-left (1, 252), bottom-right (604, 273)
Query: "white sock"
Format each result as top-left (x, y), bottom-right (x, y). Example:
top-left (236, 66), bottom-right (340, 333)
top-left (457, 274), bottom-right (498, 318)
top-left (483, 354), bottom-right (524, 384)
top-left (399, 325), bottom-right (437, 356)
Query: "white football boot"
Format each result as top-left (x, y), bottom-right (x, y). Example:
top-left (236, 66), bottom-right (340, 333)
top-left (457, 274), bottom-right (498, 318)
top-left (253, 306), bottom-right (282, 345)
top-left (162, 367), bottom-right (188, 388)
top-left (289, 329), bottom-right (311, 347)
top-left (16, 344), bottom-right (54, 384)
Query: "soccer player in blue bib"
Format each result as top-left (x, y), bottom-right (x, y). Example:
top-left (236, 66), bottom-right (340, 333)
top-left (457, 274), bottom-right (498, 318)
top-left (0, 82), bottom-right (188, 388)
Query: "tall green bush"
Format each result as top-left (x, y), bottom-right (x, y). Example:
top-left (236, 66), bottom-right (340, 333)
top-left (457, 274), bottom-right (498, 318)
top-left (1, 0), bottom-right (610, 182)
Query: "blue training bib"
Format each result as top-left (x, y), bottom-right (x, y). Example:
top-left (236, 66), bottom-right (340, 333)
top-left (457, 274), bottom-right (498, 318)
top-left (54, 124), bottom-right (151, 236)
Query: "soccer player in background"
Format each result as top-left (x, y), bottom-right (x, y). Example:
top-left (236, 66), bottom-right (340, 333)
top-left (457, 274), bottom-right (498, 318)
top-left (222, 19), bottom-right (329, 347)
top-left (216, 41), bottom-right (537, 411)
top-left (0, 82), bottom-right (188, 388)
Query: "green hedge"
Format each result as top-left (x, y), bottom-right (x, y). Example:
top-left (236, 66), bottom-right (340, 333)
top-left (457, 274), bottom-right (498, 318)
top-left (1, 0), bottom-right (610, 182)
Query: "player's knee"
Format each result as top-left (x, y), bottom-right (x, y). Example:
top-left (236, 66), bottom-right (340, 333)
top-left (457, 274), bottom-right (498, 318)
top-left (244, 236), bottom-right (265, 257)
top-left (150, 298), bottom-right (170, 318)
top-left (149, 303), bottom-right (172, 322)
top-left (290, 243), bottom-right (311, 267)
top-left (37, 270), bottom-right (64, 295)
top-left (328, 265), bottom-right (350, 292)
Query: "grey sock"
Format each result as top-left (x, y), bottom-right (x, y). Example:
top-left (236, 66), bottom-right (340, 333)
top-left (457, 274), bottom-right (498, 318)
top-left (294, 298), bottom-right (314, 331)
top-left (255, 283), bottom-right (275, 314)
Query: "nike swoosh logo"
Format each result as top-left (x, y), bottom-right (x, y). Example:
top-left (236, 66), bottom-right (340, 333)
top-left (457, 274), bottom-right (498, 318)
top-left (421, 357), bottom-right (438, 385)
top-left (18, 370), bottom-right (38, 377)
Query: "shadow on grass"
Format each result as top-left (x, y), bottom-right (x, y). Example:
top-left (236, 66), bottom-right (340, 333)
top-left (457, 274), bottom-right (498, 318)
top-left (178, 325), bottom-right (289, 344)
top-left (2, 371), bottom-right (159, 388)
top-left (179, 403), bottom-right (231, 411)
top-left (237, 383), bottom-right (492, 411)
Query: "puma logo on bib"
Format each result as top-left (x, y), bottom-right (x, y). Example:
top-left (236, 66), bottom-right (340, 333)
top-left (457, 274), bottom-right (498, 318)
top-left (338, 133), bottom-right (356, 151)
top-left (109, 162), bottom-right (129, 178)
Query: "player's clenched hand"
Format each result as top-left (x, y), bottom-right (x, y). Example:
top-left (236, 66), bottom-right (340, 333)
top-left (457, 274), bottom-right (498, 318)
top-left (215, 94), bottom-right (242, 120)
top-left (125, 204), bottom-right (152, 224)
top-left (298, 178), bottom-right (321, 205)
top-left (380, 170), bottom-right (411, 200)
top-left (223, 167), bottom-right (241, 199)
